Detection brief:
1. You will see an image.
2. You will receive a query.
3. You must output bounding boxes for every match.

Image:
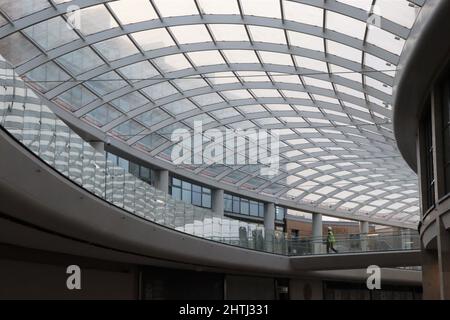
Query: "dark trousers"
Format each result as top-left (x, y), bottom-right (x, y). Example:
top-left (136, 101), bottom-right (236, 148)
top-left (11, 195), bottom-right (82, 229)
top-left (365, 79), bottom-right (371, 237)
top-left (327, 242), bottom-right (338, 253)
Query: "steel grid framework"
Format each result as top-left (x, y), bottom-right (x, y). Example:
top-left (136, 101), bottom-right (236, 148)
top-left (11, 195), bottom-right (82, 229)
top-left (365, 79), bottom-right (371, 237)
top-left (0, 0), bottom-right (424, 227)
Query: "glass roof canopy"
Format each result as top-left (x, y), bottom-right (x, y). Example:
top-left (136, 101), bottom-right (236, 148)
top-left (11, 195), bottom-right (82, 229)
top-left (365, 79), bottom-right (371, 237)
top-left (0, 0), bottom-right (425, 227)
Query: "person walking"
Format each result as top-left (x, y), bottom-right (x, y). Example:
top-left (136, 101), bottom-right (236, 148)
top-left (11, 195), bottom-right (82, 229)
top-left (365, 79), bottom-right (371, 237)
top-left (326, 226), bottom-right (338, 253)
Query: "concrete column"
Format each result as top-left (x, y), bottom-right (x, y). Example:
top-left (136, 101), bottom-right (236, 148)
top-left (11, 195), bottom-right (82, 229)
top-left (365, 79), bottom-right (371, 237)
top-left (359, 221), bottom-right (369, 234)
top-left (264, 202), bottom-right (275, 231)
top-left (312, 213), bottom-right (322, 254)
top-left (359, 221), bottom-right (369, 252)
top-left (154, 169), bottom-right (169, 193)
top-left (437, 217), bottom-right (450, 299)
top-left (211, 188), bottom-right (224, 216)
top-left (422, 248), bottom-right (441, 300)
top-left (264, 203), bottom-right (276, 252)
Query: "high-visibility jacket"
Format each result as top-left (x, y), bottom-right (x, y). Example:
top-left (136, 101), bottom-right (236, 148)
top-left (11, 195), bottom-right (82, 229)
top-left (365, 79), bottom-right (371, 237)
top-left (327, 231), bottom-right (336, 244)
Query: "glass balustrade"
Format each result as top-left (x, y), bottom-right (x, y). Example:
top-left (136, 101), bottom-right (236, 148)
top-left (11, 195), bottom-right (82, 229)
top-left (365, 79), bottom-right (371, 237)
top-left (0, 59), bottom-right (420, 256)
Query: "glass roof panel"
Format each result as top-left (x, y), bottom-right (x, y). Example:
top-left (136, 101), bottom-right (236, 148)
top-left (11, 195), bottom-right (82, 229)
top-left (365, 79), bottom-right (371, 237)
top-left (111, 92), bottom-right (149, 112)
top-left (141, 81), bottom-right (179, 100)
top-left (326, 11), bottom-right (367, 41)
top-left (172, 78), bottom-right (208, 91)
top-left (221, 90), bottom-right (253, 100)
top-left (197, 0), bottom-right (240, 15)
top-left (136, 108), bottom-right (171, 127)
top-left (211, 108), bottom-right (241, 119)
top-left (25, 62), bottom-right (70, 92)
top-left (162, 99), bottom-right (198, 115)
top-left (238, 105), bottom-right (266, 114)
top-left (153, 0), bottom-right (199, 17)
top-left (132, 28), bottom-right (175, 50)
top-left (259, 51), bottom-right (293, 66)
top-left (241, 0), bottom-right (282, 19)
top-left (283, 1), bottom-right (324, 27)
top-left (84, 104), bottom-right (122, 127)
top-left (170, 25), bottom-right (212, 44)
top-left (153, 54), bottom-right (192, 73)
top-left (364, 53), bottom-right (395, 76)
top-left (118, 61), bottom-right (160, 82)
top-left (250, 89), bottom-right (281, 98)
top-left (0, 32), bottom-right (41, 65)
top-left (57, 46), bottom-right (104, 75)
top-left (207, 72), bottom-right (240, 85)
top-left (208, 24), bottom-right (249, 42)
top-left (109, 0), bottom-right (159, 24)
top-left (248, 26), bottom-right (286, 44)
top-left (0, 0), bottom-right (425, 225)
top-left (366, 27), bottom-right (405, 55)
top-left (303, 77), bottom-right (334, 91)
top-left (284, 91), bottom-right (310, 99)
top-left (112, 120), bottom-right (146, 139)
top-left (336, 0), bottom-right (373, 12)
top-left (329, 64), bottom-right (362, 83)
top-left (365, 77), bottom-right (392, 95)
top-left (294, 56), bottom-right (328, 73)
top-left (23, 16), bottom-right (79, 50)
top-left (288, 31), bottom-right (324, 52)
top-left (191, 93), bottom-right (224, 106)
top-left (237, 71), bottom-right (271, 83)
top-left (376, 0), bottom-right (419, 29)
top-left (327, 40), bottom-right (363, 63)
top-left (223, 50), bottom-right (259, 64)
top-left (73, 5), bottom-right (118, 35)
top-left (86, 71), bottom-right (127, 96)
top-left (0, 0), bottom-right (50, 20)
top-left (187, 50), bottom-right (225, 67)
top-left (94, 36), bottom-right (139, 61)
top-left (271, 73), bottom-right (302, 85)
top-left (57, 85), bottom-right (97, 111)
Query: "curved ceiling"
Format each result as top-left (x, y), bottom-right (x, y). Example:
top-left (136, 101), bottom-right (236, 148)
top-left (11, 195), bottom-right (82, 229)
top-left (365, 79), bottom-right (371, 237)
top-left (0, 0), bottom-right (424, 226)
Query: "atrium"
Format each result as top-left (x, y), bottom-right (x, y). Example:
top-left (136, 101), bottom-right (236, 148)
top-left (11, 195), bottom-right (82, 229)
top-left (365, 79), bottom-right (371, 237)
top-left (0, 0), bottom-right (449, 301)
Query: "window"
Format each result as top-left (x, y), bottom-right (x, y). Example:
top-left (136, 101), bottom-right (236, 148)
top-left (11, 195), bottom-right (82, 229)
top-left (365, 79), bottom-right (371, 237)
top-left (106, 152), bottom-right (153, 185)
top-left (169, 176), bottom-right (212, 209)
top-left (224, 193), bottom-right (265, 217)
top-left (249, 201), bottom-right (259, 217)
top-left (276, 206), bottom-right (286, 221)
top-left (291, 229), bottom-right (299, 239)
top-left (224, 193), bottom-right (233, 212)
top-left (441, 72), bottom-right (450, 195)
top-left (421, 104), bottom-right (435, 211)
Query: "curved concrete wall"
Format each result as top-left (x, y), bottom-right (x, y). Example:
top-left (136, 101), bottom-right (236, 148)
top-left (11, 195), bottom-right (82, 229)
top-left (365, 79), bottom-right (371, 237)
top-left (0, 127), bottom-right (422, 274)
top-left (0, 128), bottom-right (291, 276)
top-left (393, 0), bottom-right (450, 171)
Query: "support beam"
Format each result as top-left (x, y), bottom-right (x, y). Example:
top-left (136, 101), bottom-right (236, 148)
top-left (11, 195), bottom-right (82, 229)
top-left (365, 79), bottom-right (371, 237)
top-left (154, 170), bottom-right (169, 194)
top-left (312, 214), bottom-right (323, 254)
top-left (89, 141), bottom-right (105, 153)
top-left (422, 248), bottom-right (440, 300)
top-left (211, 189), bottom-right (224, 217)
top-left (359, 221), bottom-right (369, 234)
top-left (437, 217), bottom-right (450, 299)
top-left (360, 221), bottom-right (369, 252)
top-left (264, 203), bottom-right (275, 231)
top-left (263, 203), bottom-right (276, 253)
